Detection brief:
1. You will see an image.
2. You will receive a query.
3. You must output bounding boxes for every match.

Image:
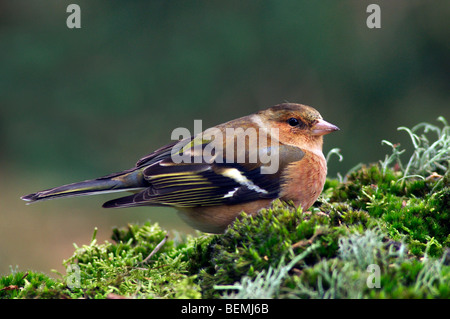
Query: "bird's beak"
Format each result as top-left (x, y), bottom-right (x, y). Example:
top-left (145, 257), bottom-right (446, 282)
top-left (311, 119), bottom-right (340, 136)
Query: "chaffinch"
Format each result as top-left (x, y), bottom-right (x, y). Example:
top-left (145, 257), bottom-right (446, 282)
top-left (22, 103), bottom-right (339, 233)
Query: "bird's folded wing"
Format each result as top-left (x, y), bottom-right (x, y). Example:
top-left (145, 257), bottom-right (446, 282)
top-left (102, 129), bottom-right (304, 208)
top-left (102, 160), bottom-right (280, 208)
top-left (102, 135), bottom-right (283, 208)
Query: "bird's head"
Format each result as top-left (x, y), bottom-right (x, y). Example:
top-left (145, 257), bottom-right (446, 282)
top-left (257, 103), bottom-right (339, 151)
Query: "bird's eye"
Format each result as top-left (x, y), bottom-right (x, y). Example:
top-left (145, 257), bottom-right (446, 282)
top-left (287, 118), bottom-right (300, 127)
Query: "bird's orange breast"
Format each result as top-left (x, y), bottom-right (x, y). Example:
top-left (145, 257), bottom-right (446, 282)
top-left (279, 151), bottom-right (327, 210)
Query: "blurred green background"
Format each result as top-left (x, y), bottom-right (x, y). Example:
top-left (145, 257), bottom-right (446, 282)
top-left (1, 0), bottom-right (448, 276)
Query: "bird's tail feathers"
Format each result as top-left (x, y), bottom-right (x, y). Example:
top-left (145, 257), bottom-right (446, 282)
top-left (21, 170), bottom-right (146, 203)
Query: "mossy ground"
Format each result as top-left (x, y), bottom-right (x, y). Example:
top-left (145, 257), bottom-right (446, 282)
top-left (1, 164), bottom-right (449, 299)
top-left (2, 118), bottom-right (449, 299)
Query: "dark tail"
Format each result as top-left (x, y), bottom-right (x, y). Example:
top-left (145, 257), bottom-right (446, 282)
top-left (21, 169), bottom-right (146, 203)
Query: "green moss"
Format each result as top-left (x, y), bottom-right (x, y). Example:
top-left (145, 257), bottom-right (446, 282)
top-left (0, 270), bottom-right (62, 299)
top-left (324, 162), bottom-right (449, 257)
top-left (53, 222), bottom-right (202, 299)
top-left (188, 201), bottom-right (348, 298)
